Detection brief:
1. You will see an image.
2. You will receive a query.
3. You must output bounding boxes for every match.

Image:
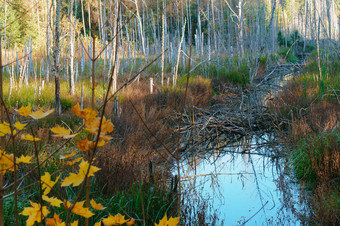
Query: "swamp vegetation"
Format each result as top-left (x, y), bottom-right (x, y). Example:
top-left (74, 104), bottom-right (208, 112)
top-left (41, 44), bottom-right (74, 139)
top-left (0, 0), bottom-right (339, 225)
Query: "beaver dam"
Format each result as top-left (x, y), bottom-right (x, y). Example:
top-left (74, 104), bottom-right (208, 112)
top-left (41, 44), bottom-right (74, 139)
top-left (169, 64), bottom-right (309, 225)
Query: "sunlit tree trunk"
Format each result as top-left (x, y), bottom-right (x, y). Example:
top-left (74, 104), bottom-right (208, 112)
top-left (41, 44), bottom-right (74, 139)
top-left (134, 0), bottom-right (146, 55)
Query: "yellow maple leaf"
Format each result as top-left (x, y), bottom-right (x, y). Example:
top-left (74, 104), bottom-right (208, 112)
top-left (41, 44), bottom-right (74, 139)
top-left (155, 213), bottom-right (179, 226)
top-left (42, 195), bottom-right (63, 207)
top-left (61, 160), bottom-right (100, 187)
top-left (0, 150), bottom-right (16, 174)
top-left (72, 104), bottom-right (98, 122)
top-left (20, 200), bottom-right (49, 226)
top-left (97, 140), bottom-right (106, 147)
top-left (85, 117), bottom-right (114, 135)
top-left (51, 125), bottom-right (78, 139)
top-left (66, 157), bottom-right (82, 166)
top-left (14, 121), bottom-right (27, 130)
top-left (77, 139), bottom-right (94, 152)
top-left (61, 173), bottom-right (84, 187)
top-left (78, 160), bottom-right (101, 177)
top-left (102, 213), bottom-right (129, 226)
top-left (64, 200), bottom-right (94, 218)
top-left (46, 212), bottom-right (63, 226)
top-left (127, 219), bottom-right (135, 226)
top-left (17, 155), bottom-right (33, 164)
top-left (90, 199), bottom-right (106, 210)
top-left (0, 123), bottom-right (12, 136)
top-left (17, 105), bottom-right (32, 117)
top-left (71, 220), bottom-right (79, 226)
top-left (77, 139), bottom-right (106, 152)
top-left (60, 150), bottom-right (77, 160)
top-left (29, 109), bottom-right (55, 120)
top-left (41, 172), bottom-right (60, 195)
top-left (94, 222), bottom-right (102, 226)
top-left (71, 220), bottom-right (78, 226)
top-left (21, 134), bottom-right (40, 141)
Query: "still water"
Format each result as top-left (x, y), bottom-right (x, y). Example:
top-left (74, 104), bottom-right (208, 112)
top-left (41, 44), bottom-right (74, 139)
top-left (179, 134), bottom-right (306, 225)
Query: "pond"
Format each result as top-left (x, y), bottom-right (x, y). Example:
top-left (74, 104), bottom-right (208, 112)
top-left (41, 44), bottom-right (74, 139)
top-left (178, 133), bottom-right (307, 225)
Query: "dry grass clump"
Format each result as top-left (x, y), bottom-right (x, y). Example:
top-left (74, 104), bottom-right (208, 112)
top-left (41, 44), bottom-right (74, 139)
top-left (96, 78), bottom-right (212, 193)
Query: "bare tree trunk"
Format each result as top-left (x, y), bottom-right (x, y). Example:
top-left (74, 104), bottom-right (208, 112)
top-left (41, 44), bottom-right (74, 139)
top-left (173, 19), bottom-right (186, 89)
top-left (135, 0), bottom-right (146, 55)
top-left (91, 36), bottom-right (96, 108)
top-left (161, 1), bottom-right (166, 86)
top-left (69, 0), bottom-right (75, 95)
top-left (54, 0), bottom-right (62, 115)
top-left (238, 0), bottom-right (245, 59)
top-left (46, 0), bottom-right (50, 83)
top-left (314, 0), bottom-right (322, 79)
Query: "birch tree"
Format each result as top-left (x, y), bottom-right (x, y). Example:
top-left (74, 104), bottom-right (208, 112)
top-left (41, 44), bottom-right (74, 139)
top-left (53, 0), bottom-right (62, 115)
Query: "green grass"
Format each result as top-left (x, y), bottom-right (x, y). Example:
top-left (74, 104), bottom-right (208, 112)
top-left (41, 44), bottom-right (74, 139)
top-left (291, 130), bottom-right (339, 186)
top-left (3, 79), bottom-right (107, 109)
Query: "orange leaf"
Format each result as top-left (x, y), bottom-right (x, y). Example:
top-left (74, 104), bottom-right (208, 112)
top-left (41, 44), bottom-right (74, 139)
top-left (60, 150), bottom-right (77, 160)
top-left (90, 199), bottom-right (106, 210)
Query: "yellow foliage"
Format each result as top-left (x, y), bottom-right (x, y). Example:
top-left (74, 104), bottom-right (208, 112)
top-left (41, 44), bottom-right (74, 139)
top-left (61, 160), bottom-right (100, 187)
top-left (60, 150), bottom-right (77, 159)
top-left (71, 220), bottom-right (79, 226)
top-left (51, 125), bottom-right (78, 139)
top-left (41, 172), bottom-right (60, 195)
top-left (46, 213), bottom-right (63, 226)
top-left (42, 195), bottom-right (63, 207)
top-left (64, 200), bottom-right (94, 218)
top-left (72, 104), bottom-right (98, 122)
top-left (66, 157), bottom-right (82, 166)
top-left (17, 105), bottom-right (32, 117)
top-left (29, 109), bottom-right (54, 119)
top-left (0, 122), bottom-right (13, 136)
top-left (20, 200), bottom-right (49, 226)
top-left (77, 139), bottom-right (105, 152)
top-left (0, 150), bottom-right (16, 174)
top-left (155, 213), bottom-right (180, 226)
top-left (17, 155), bottom-right (33, 164)
top-left (102, 213), bottom-right (129, 225)
top-left (14, 121), bottom-right (27, 130)
top-left (21, 134), bottom-right (40, 141)
top-left (90, 199), bottom-right (106, 210)
top-left (77, 139), bottom-right (94, 151)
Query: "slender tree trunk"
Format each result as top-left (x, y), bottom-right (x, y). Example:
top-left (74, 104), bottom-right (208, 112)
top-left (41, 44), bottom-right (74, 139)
top-left (91, 36), bottom-right (96, 108)
top-left (46, 0), bottom-right (50, 82)
top-left (69, 0), bottom-right (75, 95)
top-left (161, 1), bottom-right (166, 86)
top-left (54, 0), bottom-right (62, 115)
top-left (174, 19), bottom-right (186, 89)
top-left (135, 0), bottom-right (146, 55)
top-left (238, 0), bottom-right (245, 59)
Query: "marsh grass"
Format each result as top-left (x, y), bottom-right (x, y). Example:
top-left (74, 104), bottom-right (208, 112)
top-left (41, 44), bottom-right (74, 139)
top-left (272, 57), bottom-right (340, 224)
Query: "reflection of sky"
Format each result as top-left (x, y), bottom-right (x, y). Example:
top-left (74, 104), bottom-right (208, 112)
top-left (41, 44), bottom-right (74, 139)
top-left (180, 135), bottom-right (303, 225)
